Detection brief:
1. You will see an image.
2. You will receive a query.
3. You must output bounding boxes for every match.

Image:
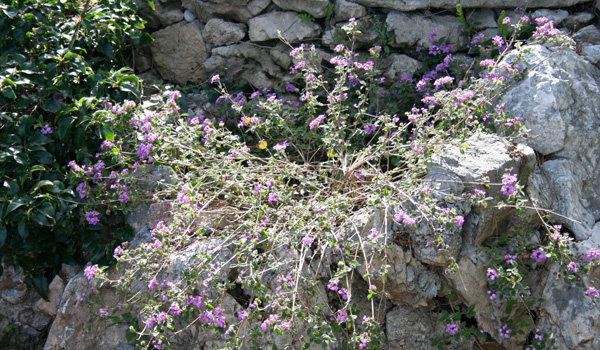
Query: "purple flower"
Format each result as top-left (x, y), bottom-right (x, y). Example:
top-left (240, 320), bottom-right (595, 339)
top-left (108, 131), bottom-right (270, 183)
top-left (148, 278), bottom-right (158, 290)
top-left (285, 84), bottom-right (297, 92)
top-left (113, 246), bottom-right (122, 257)
top-left (433, 76), bottom-right (454, 87)
top-left (309, 114), bottom-right (325, 129)
top-left (156, 311), bottom-right (167, 324)
top-left (498, 324), bottom-right (511, 338)
top-left (84, 264), bottom-right (98, 280)
top-left (567, 262), bottom-right (579, 273)
top-left (583, 248), bottom-right (600, 263)
top-left (41, 124), bottom-right (52, 134)
top-left (492, 35), bottom-right (504, 47)
top-left (302, 235), bottom-right (314, 245)
top-left (446, 323), bottom-right (459, 335)
top-left (364, 123), bottom-right (377, 135)
top-left (85, 211), bottom-right (100, 225)
top-left (586, 287), bottom-right (599, 300)
top-left (505, 254), bottom-right (517, 265)
top-left (99, 308), bottom-right (109, 318)
top-left (480, 59), bottom-right (495, 68)
top-left (531, 249), bottom-right (547, 263)
top-left (238, 310), bottom-right (248, 320)
top-left (211, 74), bottom-right (220, 84)
top-left (487, 290), bottom-right (497, 300)
top-left (268, 193), bottom-right (277, 203)
top-left (367, 227), bottom-right (378, 240)
top-left (273, 141), bottom-right (289, 150)
top-left (454, 216), bottom-right (464, 227)
top-left (327, 279), bottom-right (339, 292)
top-left (145, 315), bottom-right (155, 329)
top-left (486, 268), bottom-right (498, 280)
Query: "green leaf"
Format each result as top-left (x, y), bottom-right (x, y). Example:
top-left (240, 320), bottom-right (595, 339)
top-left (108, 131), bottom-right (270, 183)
top-left (41, 98), bottom-right (62, 113)
top-left (26, 274), bottom-right (49, 301)
top-left (147, 0), bottom-right (155, 11)
top-left (31, 209), bottom-right (52, 226)
top-left (125, 329), bottom-right (136, 342)
top-left (57, 115), bottom-right (76, 142)
top-left (1, 86), bottom-right (16, 99)
top-left (102, 125), bottom-right (114, 141)
top-left (7, 198), bottom-right (27, 216)
top-left (0, 226), bottom-right (6, 246)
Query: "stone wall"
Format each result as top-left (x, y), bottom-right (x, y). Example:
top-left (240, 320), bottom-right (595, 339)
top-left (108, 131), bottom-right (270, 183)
top-left (136, 0), bottom-right (598, 91)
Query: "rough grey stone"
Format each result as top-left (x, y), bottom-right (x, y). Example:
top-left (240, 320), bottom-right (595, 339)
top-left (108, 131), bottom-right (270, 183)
top-left (386, 12), bottom-right (468, 52)
top-left (426, 134), bottom-right (536, 245)
top-left (383, 54), bottom-right (422, 81)
top-left (182, 0), bottom-right (253, 23)
top-left (351, 0), bottom-right (587, 11)
top-left (334, 0), bottom-right (367, 21)
top-left (135, 0), bottom-right (184, 28)
top-left (203, 18), bottom-right (247, 47)
top-left (465, 8), bottom-right (497, 29)
top-left (272, 0), bottom-right (330, 18)
top-left (502, 45), bottom-right (600, 240)
top-left (151, 21), bottom-right (208, 85)
top-left (531, 9), bottom-right (569, 26)
top-left (563, 12), bottom-right (594, 29)
top-left (581, 44), bottom-right (600, 65)
top-left (248, 11), bottom-right (321, 43)
top-left (183, 9), bottom-right (196, 22)
top-left (386, 306), bottom-right (435, 349)
top-left (248, 0), bottom-right (271, 16)
top-left (573, 25), bottom-right (600, 45)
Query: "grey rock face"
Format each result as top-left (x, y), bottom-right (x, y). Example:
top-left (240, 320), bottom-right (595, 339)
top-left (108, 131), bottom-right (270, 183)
top-left (248, 11), bottom-right (321, 43)
top-left (334, 0), bottom-right (367, 21)
top-left (531, 9), bottom-right (569, 26)
top-left (272, 0), bottom-right (330, 18)
top-left (182, 0), bottom-right (253, 23)
top-left (383, 54), bottom-right (422, 81)
top-left (203, 18), bottom-right (247, 47)
top-left (351, 0), bottom-right (587, 11)
top-left (386, 12), bottom-right (468, 52)
top-left (502, 45), bottom-right (600, 240)
top-left (135, 0), bottom-right (184, 29)
top-left (151, 21), bottom-right (208, 86)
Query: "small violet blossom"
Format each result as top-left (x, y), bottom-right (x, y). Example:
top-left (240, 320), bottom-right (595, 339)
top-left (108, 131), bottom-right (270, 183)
top-left (84, 264), bottom-right (98, 280)
top-left (446, 323), bottom-right (459, 335)
top-left (486, 268), bottom-right (498, 281)
top-left (85, 211), bottom-right (100, 225)
top-left (531, 249), bottom-right (547, 263)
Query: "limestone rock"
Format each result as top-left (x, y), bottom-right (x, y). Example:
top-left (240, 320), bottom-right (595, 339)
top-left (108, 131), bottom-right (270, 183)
top-left (151, 21), bottom-right (208, 86)
top-left (386, 12), bottom-right (468, 52)
top-left (465, 8), bottom-right (497, 29)
top-left (563, 12), bottom-right (594, 29)
top-left (272, 0), bottom-right (330, 18)
top-left (135, 0), bottom-right (184, 29)
top-left (531, 9), bottom-right (569, 26)
top-left (182, 0), bottom-right (253, 23)
top-left (183, 9), bottom-right (196, 22)
top-left (0, 264), bottom-right (55, 349)
top-left (248, 0), bottom-right (271, 16)
top-left (426, 134), bottom-right (536, 245)
top-left (35, 276), bottom-right (64, 316)
top-left (502, 45), bottom-right (600, 240)
top-left (248, 11), bottom-right (321, 43)
top-left (351, 0), bottom-right (587, 11)
top-left (536, 263), bottom-right (600, 349)
top-left (386, 306), bottom-right (436, 349)
top-left (334, 0), bottom-right (367, 22)
top-left (203, 18), bottom-right (247, 47)
top-left (383, 54), bottom-right (422, 81)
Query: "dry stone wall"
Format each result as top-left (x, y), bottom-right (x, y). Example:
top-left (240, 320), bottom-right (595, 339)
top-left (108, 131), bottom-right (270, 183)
top-left (139, 0), bottom-right (598, 92)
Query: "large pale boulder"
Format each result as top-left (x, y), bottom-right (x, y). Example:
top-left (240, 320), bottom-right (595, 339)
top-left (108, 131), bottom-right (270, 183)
top-left (248, 11), bottom-right (321, 43)
top-left (352, 0), bottom-right (587, 11)
top-left (151, 21), bottom-right (208, 86)
top-left (272, 0), bottom-right (330, 18)
top-left (203, 18), bottom-right (247, 47)
top-left (501, 45), bottom-right (600, 240)
top-left (386, 12), bottom-right (468, 52)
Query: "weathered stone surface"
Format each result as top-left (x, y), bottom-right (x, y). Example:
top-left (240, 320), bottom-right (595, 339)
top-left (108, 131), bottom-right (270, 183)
top-left (203, 18), bottom-right (247, 47)
top-left (531, 9), bottom-right (569, 26)
top-left (248, 11), bottom-right (321, 43)
top-left (43, 273), bottom-right (131, 350)
top-left (334, 0), bottom-right (367, 21)
top-left (183, 0), bottom-right (253, 23)
top-left (272, 0), bottom-right (330, 18)
top-left (536, 263), bottom-right (600, 349)
top-left (35, 276), bottom-right (64, 316)
top-left (386, 306), bottom-right (435, 349)
top-left (563, 12), bottom-right (594, 29)
top-left (151, 21), bottom-right (208, 86)
top-left (426, 134), bottom-right (536, 245)
top-left (351, 0), bottom-right (587, 11)
top-left (204, 43), bottom-right (292, 89)
top-left (465, 8), bottom-right (497, 29)
top-left (247, 0), bottom-right (271, 16)
top-left (135, 0), bottom-right (184, 29)
top-left (502, 45), bottom-right (600, 240)
top-left (383, 54), bottom-right (422, 81)
top-left (0, 264), bottom-right (56, 349)
top-left (386, 12), bottom-right (468, 52)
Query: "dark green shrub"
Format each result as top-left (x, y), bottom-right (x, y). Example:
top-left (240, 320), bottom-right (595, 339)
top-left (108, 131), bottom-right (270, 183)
top-left (0, 0), bottom-right (149, 298)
